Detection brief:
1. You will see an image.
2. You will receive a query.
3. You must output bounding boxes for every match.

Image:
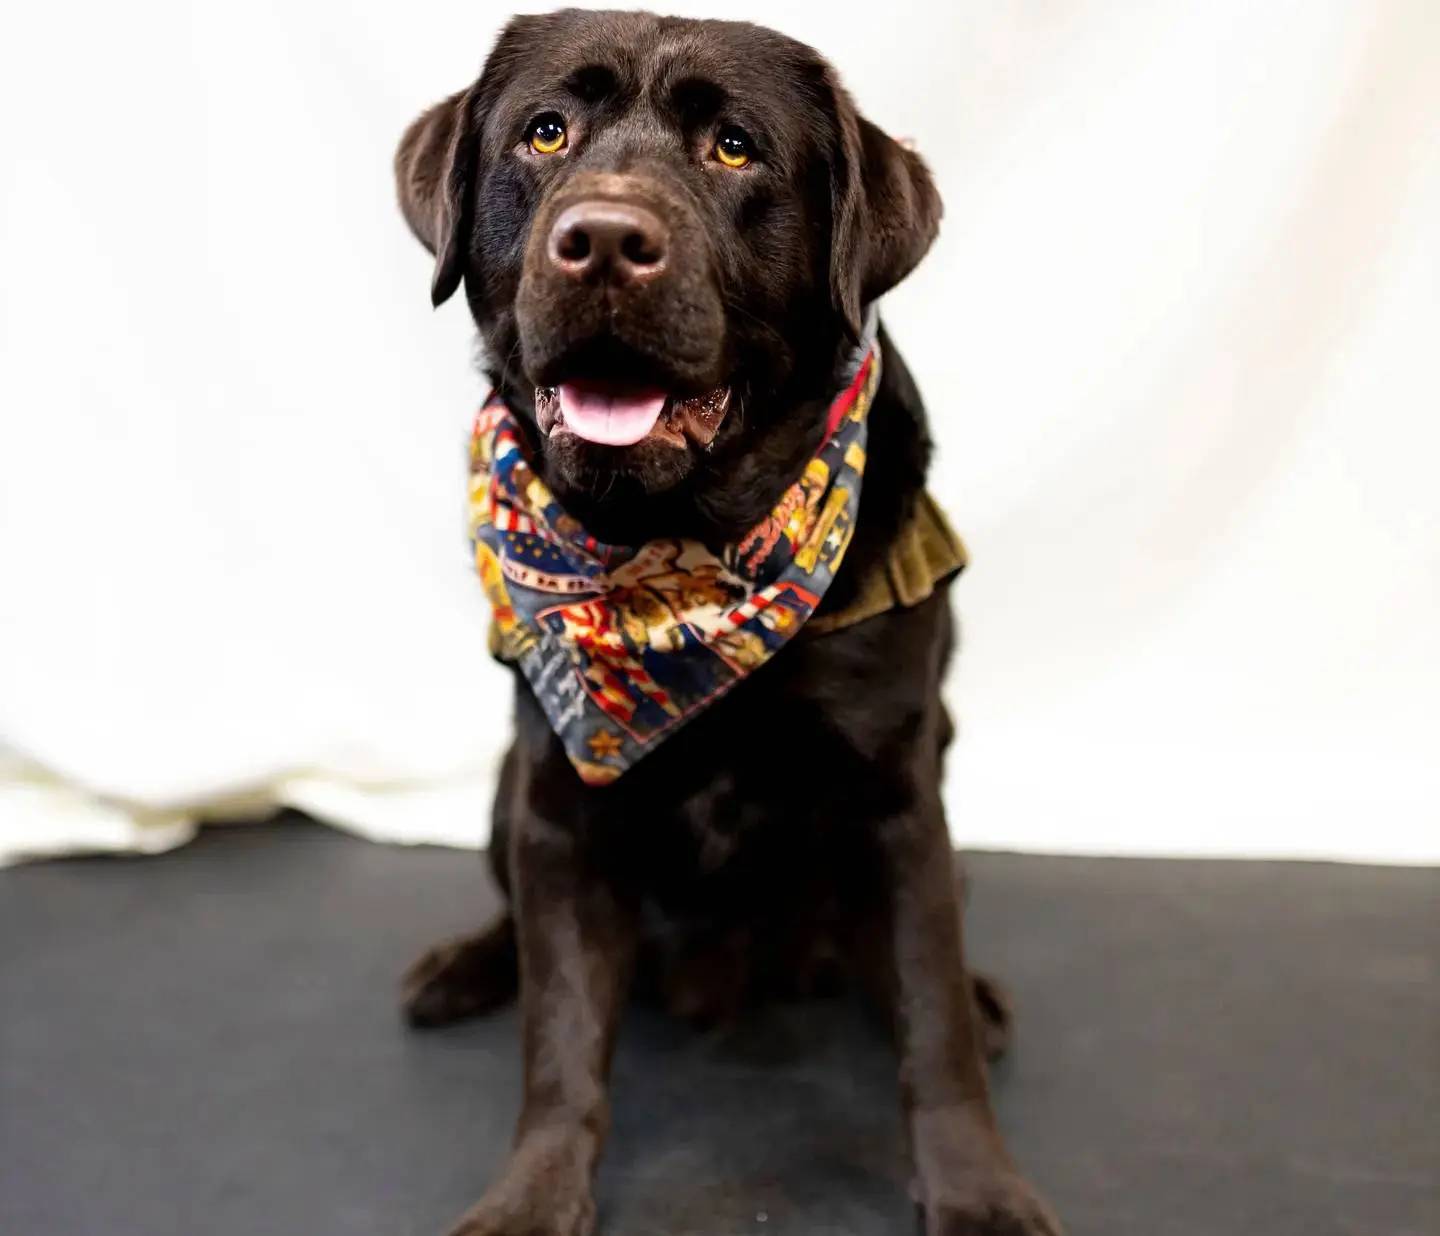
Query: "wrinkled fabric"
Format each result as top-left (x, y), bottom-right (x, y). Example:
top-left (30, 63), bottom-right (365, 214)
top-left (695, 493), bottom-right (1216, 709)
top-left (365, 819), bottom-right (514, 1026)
top-left (3, 2), bottom-right (1436, 864)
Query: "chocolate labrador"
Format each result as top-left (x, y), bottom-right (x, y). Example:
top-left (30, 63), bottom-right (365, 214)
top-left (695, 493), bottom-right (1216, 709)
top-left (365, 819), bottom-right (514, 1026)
top-left (395, 10), bottom-right (1059, 1235)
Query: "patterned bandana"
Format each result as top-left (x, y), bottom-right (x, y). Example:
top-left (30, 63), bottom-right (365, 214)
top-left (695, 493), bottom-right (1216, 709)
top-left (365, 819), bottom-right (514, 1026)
top-left (468, 341), bottom-right (879, 785)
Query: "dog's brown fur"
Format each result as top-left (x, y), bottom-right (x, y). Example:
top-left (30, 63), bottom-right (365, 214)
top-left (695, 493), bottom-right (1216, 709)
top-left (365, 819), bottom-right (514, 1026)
top-left (395, 10), bottom-right (1059, 1235)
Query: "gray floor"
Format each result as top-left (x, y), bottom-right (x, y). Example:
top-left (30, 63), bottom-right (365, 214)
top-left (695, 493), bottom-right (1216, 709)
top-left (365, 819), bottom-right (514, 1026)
top-left (1, 820), bottom-right (1436, 1236)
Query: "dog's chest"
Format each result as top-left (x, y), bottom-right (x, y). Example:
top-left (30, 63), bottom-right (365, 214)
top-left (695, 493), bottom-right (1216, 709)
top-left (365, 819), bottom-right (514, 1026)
top-left (624, 649), bottom-right (909, 862)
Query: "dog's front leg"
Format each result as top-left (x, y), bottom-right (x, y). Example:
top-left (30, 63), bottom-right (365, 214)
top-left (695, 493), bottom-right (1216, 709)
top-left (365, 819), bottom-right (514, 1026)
top-left (447, 807), bottom-right (638, 1236)
top-left (877, 789), bottom-right (1061, 1236)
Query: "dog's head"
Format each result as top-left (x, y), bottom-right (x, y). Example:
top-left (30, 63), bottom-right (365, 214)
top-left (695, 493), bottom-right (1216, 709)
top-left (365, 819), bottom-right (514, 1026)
top-left (398, 9), bottom-right (940, 543)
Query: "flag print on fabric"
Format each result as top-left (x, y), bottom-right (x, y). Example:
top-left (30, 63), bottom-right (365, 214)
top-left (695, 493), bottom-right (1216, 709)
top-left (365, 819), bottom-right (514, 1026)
top-left (469, 345), bottom-right (880, 785)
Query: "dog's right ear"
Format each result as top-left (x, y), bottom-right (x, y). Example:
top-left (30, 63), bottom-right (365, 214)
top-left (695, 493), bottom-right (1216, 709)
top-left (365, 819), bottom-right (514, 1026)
top-left (395, 84), bottom-right (481, 307)
top-left (396, 16), bottom-right (548, 307)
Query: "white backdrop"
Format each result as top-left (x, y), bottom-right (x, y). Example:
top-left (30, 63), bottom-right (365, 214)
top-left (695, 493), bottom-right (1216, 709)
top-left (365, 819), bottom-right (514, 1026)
top-left (1, 0), bottom-right (1436, 865)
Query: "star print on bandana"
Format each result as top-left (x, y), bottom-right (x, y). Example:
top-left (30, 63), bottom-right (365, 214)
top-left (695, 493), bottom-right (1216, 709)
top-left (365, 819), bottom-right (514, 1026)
top-left (585, 729), bottom-right (625, 761)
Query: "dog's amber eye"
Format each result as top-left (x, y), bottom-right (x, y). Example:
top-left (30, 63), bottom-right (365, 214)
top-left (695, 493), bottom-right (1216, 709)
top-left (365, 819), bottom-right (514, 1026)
top-left (528, 115), bottom-right (567, 155)
top-left (713, 127), bottom-right (752, 169)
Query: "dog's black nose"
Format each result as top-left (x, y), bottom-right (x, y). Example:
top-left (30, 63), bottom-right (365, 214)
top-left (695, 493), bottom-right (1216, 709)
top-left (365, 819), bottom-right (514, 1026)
top-left (548, 200), bottom-right (669, 285)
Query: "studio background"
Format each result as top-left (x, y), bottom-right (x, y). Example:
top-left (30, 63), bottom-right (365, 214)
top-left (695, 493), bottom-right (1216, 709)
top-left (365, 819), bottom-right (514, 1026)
top-left (1, 0), bottom-right (1436, 865)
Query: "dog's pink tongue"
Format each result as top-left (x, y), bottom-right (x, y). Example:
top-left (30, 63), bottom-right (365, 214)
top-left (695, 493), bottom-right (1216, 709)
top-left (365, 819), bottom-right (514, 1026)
top-left (557, 383), bottom-right (667, 446)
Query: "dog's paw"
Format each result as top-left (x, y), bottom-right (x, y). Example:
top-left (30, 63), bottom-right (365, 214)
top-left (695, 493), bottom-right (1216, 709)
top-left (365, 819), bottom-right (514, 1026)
top-left (442, 1131), bottom-right (595, 1236)
top-left (444, 1192), bottom-right (594, 1236)
top-left (402, 917), bottom-right (518, 1028)
top-left (917, 1172), bottom-right (1061, 1236)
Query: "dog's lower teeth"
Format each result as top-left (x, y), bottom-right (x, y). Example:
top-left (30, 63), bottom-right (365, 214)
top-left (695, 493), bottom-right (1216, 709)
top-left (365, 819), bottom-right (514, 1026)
top-left (535, 386), bottom-right (562, 436)
top-left (532, 384), bottom-right (729, 445)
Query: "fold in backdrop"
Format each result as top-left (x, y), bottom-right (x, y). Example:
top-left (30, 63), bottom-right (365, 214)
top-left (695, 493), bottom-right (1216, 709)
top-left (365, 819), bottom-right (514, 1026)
top-left (1, 0), bottom-right (1437, 866)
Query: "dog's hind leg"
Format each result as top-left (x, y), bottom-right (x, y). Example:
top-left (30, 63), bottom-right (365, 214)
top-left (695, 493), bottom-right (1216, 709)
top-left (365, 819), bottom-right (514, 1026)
top-left (969, 970), bottom-right (1014, 1062)
top-left (402, 914), bottom-right (519, 1028)
top-left (401, 740), bottom-right (525, 1029)
top-left (954, 861), bottom-right (1015, 1061)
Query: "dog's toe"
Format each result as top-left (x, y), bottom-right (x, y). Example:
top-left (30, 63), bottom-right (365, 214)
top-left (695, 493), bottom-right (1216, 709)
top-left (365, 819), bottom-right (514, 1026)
top-left (919, 1173), bottom-right (1061, 1236)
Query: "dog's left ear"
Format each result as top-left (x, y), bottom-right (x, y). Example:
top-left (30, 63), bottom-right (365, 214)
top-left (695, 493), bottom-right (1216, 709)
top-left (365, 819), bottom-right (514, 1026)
top-left (395, 84), bottom-right (481, 307)
top-left (824, 73), bottom-right (943, 338)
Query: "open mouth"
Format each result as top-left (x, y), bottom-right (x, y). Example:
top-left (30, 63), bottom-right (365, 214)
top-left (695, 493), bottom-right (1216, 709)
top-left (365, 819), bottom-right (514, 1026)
top-left (536, 383), bottom-right (730, 450)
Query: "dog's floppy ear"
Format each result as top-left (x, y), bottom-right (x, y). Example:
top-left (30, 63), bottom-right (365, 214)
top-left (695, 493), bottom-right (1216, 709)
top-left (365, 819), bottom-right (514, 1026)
top-left (825, 73), bottom-right (943, 338)
top-left (395, 84), bottom-right (480, 307)
top-left (396, 16), bottom-right (549, 307)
